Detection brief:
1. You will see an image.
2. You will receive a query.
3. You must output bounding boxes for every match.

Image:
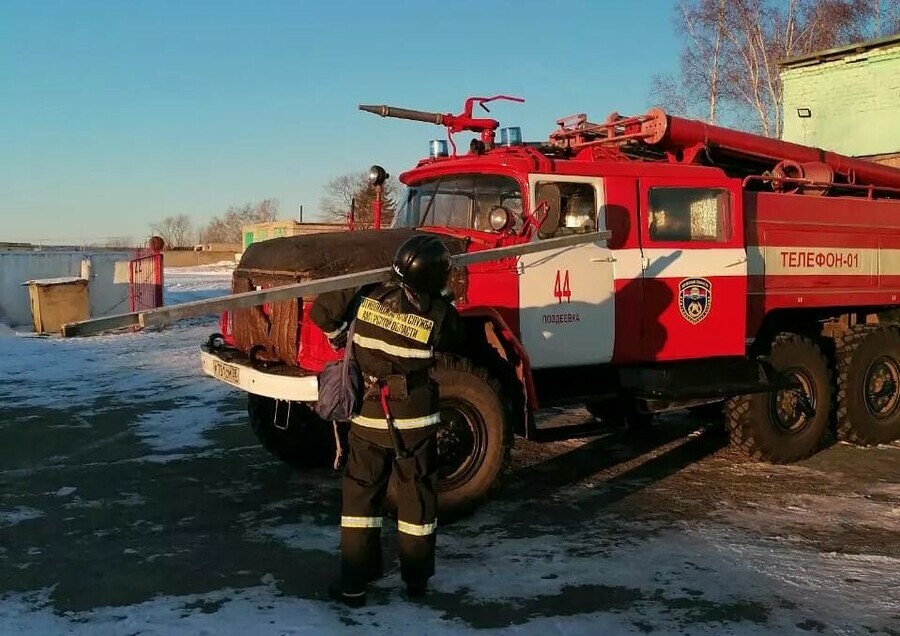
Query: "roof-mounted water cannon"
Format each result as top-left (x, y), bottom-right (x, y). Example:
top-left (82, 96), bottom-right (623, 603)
top-left (359, 95), bottom-right (525, 156)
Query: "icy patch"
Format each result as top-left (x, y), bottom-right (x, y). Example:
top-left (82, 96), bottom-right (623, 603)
top-left (0, 506), bottom-right (44, 527)
top-left (0, 322), bottom-right (238, 422)
top-left (696, 525), bottom-right (900, 619)
top-left (0, 580), bottom-right (779, 636)
top-left (133, 405), bottom-right (220, 453)
top-left (3, 513), bottom-right (899, 633)
top-left (245, 517), bottom-right (338, 553)
top-left (54, 486), bottom-right (77, 497)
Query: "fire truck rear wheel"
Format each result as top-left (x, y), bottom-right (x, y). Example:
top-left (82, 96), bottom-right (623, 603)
top-left (387, 356), bottom-right (511, 522)
top-left (724, 334), bottom-right (832, 463)
top-left (835, 325), bottom-right (900, 446)
top-left (247, 394), bottom-right (336, 469)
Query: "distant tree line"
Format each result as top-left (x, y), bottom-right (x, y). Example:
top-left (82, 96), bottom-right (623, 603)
top-left (149, 199), bottom-right (279, 248)
top-left (149, 169), bottom-right (402, 248)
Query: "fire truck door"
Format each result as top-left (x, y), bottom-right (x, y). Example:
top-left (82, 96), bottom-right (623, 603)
top-left (638, 178), bottom-right (747, 360)
top-left (518, 176), bottom-right (615, 369)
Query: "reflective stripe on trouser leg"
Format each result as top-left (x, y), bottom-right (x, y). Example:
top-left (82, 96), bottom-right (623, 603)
top-left (392, 432), bottom-right (439, 586)
top-left (341, 431), bottom-right (392, 592)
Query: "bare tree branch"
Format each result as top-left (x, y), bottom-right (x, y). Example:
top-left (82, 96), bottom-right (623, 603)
top-left (202, 198), bottom-right (279, 244)
top-left (656, 0), bottom-right (880, 136)
top-left (151, 214), bottom-right (193, 249)
top-left (319, 171), bottom-right (400, 229)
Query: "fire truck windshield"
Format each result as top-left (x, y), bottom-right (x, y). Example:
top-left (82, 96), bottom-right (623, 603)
top-left (392, 175), bottom-right (523, 232)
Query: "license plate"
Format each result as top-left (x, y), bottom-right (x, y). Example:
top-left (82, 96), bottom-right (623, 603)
top-left (212, 360), bottom-right (240, 384)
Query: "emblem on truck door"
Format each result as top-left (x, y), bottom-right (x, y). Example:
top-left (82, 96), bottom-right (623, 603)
top-left (679, 278), bottom-right (712, 325)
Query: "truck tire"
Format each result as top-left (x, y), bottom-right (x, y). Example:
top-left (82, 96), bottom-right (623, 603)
top-left (835, 325), bottom-right (900, 446)
top-left (247, 394), bottom-right (336, 469)
top-left (388, 357), bottom-right (511, 522)
top-left (724, 334), bottom-right (831, 463)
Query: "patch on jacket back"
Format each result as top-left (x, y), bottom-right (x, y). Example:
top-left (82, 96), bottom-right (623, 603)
top-left (357, 297), bottom-right (434, 343)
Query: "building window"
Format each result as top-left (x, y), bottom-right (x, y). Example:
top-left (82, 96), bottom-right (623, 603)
top-left (648, 187), bottom-right (730, 242)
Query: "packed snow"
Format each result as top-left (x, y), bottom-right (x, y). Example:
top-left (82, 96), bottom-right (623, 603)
top-left (1, 263), bottom-right (898, 634)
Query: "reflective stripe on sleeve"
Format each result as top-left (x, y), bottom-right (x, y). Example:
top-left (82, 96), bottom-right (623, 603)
top-left (352, 333), bottom-right (433, 359)
top-left (351, 413), bottom-right (441, 430)
top-left (397, 519), bottom-right (437, 536)
top-left (323, 323), bottom-right (346, 339)
top-left (341, 515), bottom-right (383, 529)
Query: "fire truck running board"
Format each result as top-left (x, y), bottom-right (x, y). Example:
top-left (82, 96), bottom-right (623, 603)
top-left (619, 357), bottom-right (793, 403)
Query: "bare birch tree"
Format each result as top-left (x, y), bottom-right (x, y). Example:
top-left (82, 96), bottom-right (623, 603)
top-left (652, 0), bottom-right (892, 136)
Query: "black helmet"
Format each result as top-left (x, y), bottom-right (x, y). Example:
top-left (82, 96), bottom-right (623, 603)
top-left (391, 234), bottom-right (451, 296)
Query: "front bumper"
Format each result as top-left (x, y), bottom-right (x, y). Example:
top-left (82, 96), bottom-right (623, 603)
top-left (200, 344), bottom-right (319, 402)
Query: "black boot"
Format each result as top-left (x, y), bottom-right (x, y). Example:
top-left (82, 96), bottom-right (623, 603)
top-left (328, 580), bottom-right (366, 608)
top-left (405, 580), bottom-right (427, 600)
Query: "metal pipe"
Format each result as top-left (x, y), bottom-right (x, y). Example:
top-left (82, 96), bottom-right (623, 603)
top-left (641, 108), bottom-right (900, 191)
top-left (373, 184), bottom-right (383, 229)
top-left (359, 105), bottom-right (444, 125)
top-left (61, 230), bottom-right (610, 337)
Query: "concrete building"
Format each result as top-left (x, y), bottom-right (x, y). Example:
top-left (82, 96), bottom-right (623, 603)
top-left (780, 34), bottom-right (900, 167)
top-left (241, 220), bottom-right (347, 251)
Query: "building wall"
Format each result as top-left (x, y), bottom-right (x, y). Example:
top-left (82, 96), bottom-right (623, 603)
top-left (0, 251), bottom-right (131, 328)
top-left (781, 44), bottom-right (900, 156)
top-left (241, 221), bottom-right (347, 251)
top-left (162, 250), bottom-right (238, 268)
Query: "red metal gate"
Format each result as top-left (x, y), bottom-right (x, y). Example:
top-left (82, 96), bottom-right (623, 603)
top-left (129, 250), bottom-right (164, 312)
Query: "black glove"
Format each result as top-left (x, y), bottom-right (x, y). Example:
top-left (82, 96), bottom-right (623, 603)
top-left (327, 322), bottom-right (348, 350)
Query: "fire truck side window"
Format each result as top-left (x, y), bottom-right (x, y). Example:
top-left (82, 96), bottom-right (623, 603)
top-left (648, 187), bottom-right (730, 243)
top-left (534, 181), bottom-right (597, 237)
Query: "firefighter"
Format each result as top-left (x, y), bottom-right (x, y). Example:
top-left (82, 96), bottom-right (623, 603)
top-left (309, 234), bottom-right (464, 607)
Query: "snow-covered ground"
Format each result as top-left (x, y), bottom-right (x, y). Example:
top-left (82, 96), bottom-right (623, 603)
top-left (1, 265), bottom-right (898, 635)
top-left (162, 261), bottom-right (236, 304)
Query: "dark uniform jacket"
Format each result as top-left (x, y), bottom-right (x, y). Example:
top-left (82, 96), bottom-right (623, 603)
top-left (311, 282), bottom-right (464, 445)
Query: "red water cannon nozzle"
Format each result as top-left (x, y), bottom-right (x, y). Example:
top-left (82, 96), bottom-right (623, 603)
top-left (359, 95), bottom-right (525, 154)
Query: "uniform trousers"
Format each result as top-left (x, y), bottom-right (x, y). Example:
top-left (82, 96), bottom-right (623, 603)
top-left (340, 425), bottom-right (438, 593)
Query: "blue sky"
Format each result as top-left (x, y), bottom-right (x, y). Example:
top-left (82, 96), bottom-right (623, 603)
top-left (1, 0), bottom-right (681, 244)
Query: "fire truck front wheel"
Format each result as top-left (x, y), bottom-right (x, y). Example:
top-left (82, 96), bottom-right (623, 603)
top-left (835, 325), bottom-right (900, 446)
top-left (724, 334), bottom-right (832, 463)
top-left (247, 394), bottom-right (337, 469)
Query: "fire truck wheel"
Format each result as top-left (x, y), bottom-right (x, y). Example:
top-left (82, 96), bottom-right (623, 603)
top-left (724, 334), bottom-right (832, 463)
top-left (835, 325), bottom-right (900, 446)
top-left (388, 357), bottom-right (511, 522)
top-left (247, 394), bottom-right (336, 469)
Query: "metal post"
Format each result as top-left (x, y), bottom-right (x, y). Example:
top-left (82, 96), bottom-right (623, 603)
top-left (373, 184), bottom-right (383, 230)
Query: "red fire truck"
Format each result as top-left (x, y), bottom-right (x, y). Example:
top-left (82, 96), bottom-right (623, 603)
top-left (200, 96), bottom-right (900, 519)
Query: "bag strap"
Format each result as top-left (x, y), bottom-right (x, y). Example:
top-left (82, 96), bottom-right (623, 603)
top-left (342, 318), bottom-right (357, 365)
